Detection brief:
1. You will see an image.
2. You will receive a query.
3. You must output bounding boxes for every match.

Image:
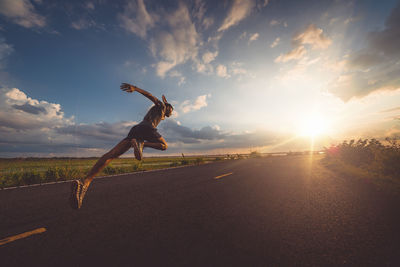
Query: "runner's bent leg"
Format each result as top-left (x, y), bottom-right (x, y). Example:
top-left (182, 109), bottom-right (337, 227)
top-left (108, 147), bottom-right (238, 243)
top-left (143, 137), bottom-right (168, 151)
top-left (82, 139), bottom-right (132, 187)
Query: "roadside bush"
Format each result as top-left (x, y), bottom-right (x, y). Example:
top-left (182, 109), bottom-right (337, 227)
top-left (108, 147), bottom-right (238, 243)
top-left (104, 165), bottom-right (117, 175)
top-left (1, 173), bottom-right (21, 188)
top-left (21, 171), bottom-right (42, 185)
top-left (195, 157), bottom-right (204, 165)
top-left (170, 161), bottom-right (179, 167)
top-left (181, 159), bottom-right (189, 165)
top-left (324, 138), bottom-right (400, 178)
top-left (45, 167), bottom-right (59, 182)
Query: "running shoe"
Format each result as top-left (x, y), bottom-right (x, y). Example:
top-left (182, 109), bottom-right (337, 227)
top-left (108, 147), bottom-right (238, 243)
top-left (69, 180), bottom-right (82, 209)
top-left (78, 183), bottom-right (89, 209)
top-left (131, 138), bottom-right (143, 160)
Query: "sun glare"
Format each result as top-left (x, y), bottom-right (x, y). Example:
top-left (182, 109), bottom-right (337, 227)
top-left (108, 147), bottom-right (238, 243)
top-left (299, 114), bottom-right (329, 137)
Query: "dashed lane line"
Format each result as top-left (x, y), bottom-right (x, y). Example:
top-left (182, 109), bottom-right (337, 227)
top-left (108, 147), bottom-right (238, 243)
top-left (214, 172), bottom-right (233, 179)
top-left (0, 227), bottom-right (47, 246)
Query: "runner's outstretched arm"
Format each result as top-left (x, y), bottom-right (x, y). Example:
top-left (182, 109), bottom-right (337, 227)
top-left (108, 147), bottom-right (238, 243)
top-left (120, 83), bottom-right (159, 105)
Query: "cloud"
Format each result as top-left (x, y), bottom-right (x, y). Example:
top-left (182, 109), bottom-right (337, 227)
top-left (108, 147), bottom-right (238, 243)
top-left (230, 62), bottom-right (247, 76)
top-left (328, 3), bottom-right (400, 101)
top-left (202, 50), bottom-right (218, 64)
top-left (192, 0), bottom-right (213, 30)
top-left (180, 94), bottom-right (211, 113)
top-left (202, 17), bottom-right (214, 29)
top-left (56, 121), bottom-right (136, 142)
top-left (194, 50), bottom-right (218, 74)
top-left (154, 3), bottom-right (199, 77)
top-left (293, 24), bottom-right (332, 49)
top-left (85, 2), bottom-right (95, 10)
top-left (160, 120), bottom-right (224, 144)
top-left (71, 18), bottom-right (96, 30)
top-left (216, 64), bottom-right (229, 78)
top-left (0, 87), bottom-right (141, 156)
top-left (275, 24), bottom-right (331, 64)
top-left (124, 2), bottom-right (199, 78)
top-left (380, 106), bottom-right (400, 113)
top-left (0, 87), bottom-right (73, 131)
top-left (270, 19), bottom-right (287, 27)
top-left (257, 0), bottom-right (269, 9)
top-left (275, 45), bottom-right (306, 63)
top-left (0, 0), bottom-right (46, 28)
top-left (118, 0), bottom-right (157, 39)
top-left (159, 120), bottom-right (287, 153)
top-left (0, 88), bottom-right (331, 156)
top-left (270, 37), bottom-right (280, 48)
top-left (0, 38), bottom-right (13, 69)
top-left (218, 0), bottom-right (256, 32)
top-left (168, 70), bottom-right (186, 86)
top-left (12, 102), bottom-right (46, 115)
top-left (270, 19), bottom-right (279, 26)
top-left (248, 32), bottom-right (259, 43)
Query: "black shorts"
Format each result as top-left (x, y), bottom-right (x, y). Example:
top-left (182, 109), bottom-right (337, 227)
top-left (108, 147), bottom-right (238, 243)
top-left (125, 122), bottom-right (162, 143)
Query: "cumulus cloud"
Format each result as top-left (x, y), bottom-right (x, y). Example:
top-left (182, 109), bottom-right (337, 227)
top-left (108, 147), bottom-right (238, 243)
top-left (216, 64), bottom-right (229, 78)
top-left (118, 0), bottom-right (157, 39)
top-left (328, 3), bottom-right (400, 101)
top-left (194, 50), bottom-right (218, 74)
top-left (180, 94), bottom-right (211, 113)
top-left (161, 120), bottom-right (224, 144)
top-left (202, 50), bottom-right (218, 64)
top-left (275, 24), bottom-right (331, 63)
top-left (159, 119), bottom-right (286, 153)
top-left (293, 24), bottom-right (332, 49)
top-left (56, 121), bottom-right (136, 142)
top-left (12, 102), bottom-right (46, 115)
top-left (0, 87), bottom-right (141, 156)
top-left (0, 87), bottom-right (73, 131)
top-left (248, 32), bottom-right (259, 43)
top-left (218, 0), bottom-right (256, 32)
top-left (275, 45), bottom-right (306, 63)
top-left (118, 0), bottom-right (260, 80)
top-left (270, 37), bottom-right (280, 48)
top-left (0, 0), bottom-right (46, 28)
top-left (122, 2), bottom-right (199, 78)
top-left (155, 4), bottom-right (199, 77)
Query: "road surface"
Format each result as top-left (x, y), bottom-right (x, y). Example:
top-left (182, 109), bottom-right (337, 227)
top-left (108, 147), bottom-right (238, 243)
top-left (1, 156), bottom-right (399, 266)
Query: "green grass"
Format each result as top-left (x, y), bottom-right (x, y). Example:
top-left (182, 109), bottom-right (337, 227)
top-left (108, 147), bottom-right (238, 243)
top-left (0, 156), bottom-right (226, 189)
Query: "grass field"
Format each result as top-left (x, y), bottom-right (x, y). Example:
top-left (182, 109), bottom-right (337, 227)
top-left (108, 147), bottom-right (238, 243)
top-left (0, 155), bottom-right (231, 189)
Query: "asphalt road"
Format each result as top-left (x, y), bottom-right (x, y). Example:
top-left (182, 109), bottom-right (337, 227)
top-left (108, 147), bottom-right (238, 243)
top-left (1, 156), bottom-right (399, 266)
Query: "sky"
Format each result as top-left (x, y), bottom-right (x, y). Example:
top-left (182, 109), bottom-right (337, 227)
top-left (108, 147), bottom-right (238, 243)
top-left (1, 0), bottom-right (400, 157)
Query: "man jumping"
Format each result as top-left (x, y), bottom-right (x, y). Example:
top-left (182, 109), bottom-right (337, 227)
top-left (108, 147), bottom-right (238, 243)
top-left (69, 83), bottom-right (174, 209)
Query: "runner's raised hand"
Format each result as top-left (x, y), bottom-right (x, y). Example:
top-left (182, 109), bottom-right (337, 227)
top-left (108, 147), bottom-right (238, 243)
top-left (120, 83), bottom-right (136, 93)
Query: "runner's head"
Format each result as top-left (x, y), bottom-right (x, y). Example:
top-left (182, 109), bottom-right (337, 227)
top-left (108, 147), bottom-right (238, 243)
top-left (162, 95), bottom-right (173, 117)
top-left (165, 103), bottom-right (173, 117)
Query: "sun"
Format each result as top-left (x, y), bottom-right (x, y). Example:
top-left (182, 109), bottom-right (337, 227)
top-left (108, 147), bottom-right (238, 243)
top-left (299, 114), bottom-right (329, 137)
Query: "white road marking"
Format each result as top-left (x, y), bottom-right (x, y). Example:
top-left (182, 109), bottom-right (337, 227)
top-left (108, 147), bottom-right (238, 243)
top-left (0, 228), bottom-right (47, 246)
top-left (214, 172), bottom-right (233, 179)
